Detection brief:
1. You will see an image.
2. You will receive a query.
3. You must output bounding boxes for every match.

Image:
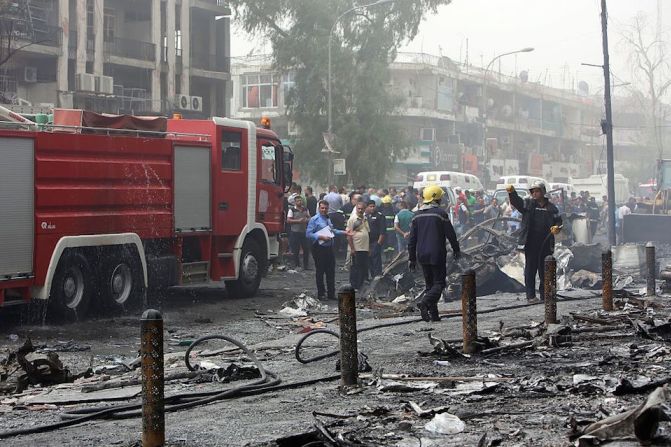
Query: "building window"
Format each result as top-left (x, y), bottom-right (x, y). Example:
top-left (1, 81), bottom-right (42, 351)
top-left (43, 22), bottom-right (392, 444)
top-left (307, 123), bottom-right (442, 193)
top-left (104, 8), bottom-right (115, 41)
top-left (283, 72), bottom-right (296, 104)
top-left (175, 30), bottom-right (182, 57)
top-left (420, 128), bottom-right (435, 142)
top-left (86, 0), bottom-right (94, 39)
top-left (242, 73), bottom-right (279, 108)
top-left (221, 131), bottom-right (242, 171)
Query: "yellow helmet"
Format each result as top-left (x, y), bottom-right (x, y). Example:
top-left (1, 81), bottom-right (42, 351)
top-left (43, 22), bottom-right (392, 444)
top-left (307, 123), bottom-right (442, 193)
top-left (422, 185), bottom-right (444, 204)
top-left (381, 195), bottom-right (392, 204)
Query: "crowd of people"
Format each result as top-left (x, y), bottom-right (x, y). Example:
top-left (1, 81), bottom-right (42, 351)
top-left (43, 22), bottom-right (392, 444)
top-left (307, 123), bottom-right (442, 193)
top-left (282, 181), bottom-right (625, 303)
top-left (283, 184), bottom-right (421, 299)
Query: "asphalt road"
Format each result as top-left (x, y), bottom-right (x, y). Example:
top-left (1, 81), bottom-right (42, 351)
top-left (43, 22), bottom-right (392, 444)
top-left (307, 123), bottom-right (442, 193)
top-left (0, 267), bottom-right (667, 446)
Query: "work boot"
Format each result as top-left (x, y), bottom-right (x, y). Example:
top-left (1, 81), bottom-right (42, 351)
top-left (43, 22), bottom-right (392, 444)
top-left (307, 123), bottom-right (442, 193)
top-left (428, 304), bottom-right (441, 322)
top-left (417, 301), bottom-right (431, 322)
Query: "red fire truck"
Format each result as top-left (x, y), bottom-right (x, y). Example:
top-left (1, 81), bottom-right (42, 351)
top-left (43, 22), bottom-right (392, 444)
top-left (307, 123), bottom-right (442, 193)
top-left (0, 109), bottom-right (293, 318)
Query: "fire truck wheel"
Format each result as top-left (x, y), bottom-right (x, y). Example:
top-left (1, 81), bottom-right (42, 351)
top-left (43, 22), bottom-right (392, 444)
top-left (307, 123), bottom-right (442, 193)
top-left (225, 239), bottom-right (263, 298)
top-left (103, 250), bottom-right (143, 309)
top-left (50, 252), bottom-right (93, 320)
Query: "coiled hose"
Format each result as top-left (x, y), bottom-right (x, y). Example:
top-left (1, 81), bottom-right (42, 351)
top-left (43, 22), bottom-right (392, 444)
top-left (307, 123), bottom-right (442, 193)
top-left (0, 334), bottom-right (337, 439)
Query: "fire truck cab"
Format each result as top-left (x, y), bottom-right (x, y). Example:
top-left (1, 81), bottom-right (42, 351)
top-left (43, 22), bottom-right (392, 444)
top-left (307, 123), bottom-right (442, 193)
top-left (0, 110), bottom-right (293, 319)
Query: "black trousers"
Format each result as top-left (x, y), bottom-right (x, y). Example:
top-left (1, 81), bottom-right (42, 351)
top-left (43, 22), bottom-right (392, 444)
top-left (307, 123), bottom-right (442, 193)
top-left (369, 242), bottom-right (383, 278)
top-left (289, 231), bottom-right (310, 268)
top-left (312, 243), bottom-right (335, 299)
top-left (524, 243), bottom-right (552, 300)
top-left (420, 262), bottom-right (447, 306)
top-left (349, 251), bottom-right (369, 290)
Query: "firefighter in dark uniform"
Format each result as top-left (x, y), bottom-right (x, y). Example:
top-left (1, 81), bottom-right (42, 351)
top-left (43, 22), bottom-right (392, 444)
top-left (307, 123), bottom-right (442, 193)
top-left (508, 181), bottom-right (562, 302)
top-left (408, 185), bottom-right (461, 322)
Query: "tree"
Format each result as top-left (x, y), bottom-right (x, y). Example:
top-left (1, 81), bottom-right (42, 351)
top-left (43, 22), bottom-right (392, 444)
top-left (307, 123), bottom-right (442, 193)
top-left (229, 0), bottom-right (451, 185)
top-left (621, 13), bottom-right (671, 164)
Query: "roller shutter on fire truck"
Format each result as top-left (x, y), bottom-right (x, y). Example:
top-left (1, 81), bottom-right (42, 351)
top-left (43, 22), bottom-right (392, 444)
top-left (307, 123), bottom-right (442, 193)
top-left (0, 136), bottom-right (35, 279)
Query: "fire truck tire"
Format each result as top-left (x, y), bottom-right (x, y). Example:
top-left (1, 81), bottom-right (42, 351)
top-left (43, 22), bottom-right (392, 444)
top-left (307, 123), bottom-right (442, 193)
top-left (225, 239), bottom-right (263, 298)
top-left (102, 248), bottom-right (143, 310)
top-left (49, 251), bottom-right (93, 320)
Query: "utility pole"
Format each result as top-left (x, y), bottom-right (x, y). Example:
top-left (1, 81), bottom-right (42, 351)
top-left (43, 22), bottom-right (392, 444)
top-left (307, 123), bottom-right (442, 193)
top-left (601, 0), bottom-right (617, 246)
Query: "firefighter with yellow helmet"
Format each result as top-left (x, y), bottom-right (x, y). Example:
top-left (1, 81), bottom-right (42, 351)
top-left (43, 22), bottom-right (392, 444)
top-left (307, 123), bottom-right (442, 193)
top-left (408, 185), bottom-right (461, 322)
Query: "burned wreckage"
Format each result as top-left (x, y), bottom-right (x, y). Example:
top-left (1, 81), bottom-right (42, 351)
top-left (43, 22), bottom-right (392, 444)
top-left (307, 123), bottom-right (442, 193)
top-left (364, 210), bottom-right (632, 303)
top-left (364, 216), bottom-right (528, 300)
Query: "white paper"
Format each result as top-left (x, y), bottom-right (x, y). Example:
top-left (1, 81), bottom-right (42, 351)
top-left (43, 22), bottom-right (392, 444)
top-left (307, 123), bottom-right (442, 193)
top-left (315, 226), bottom-right (334, 245)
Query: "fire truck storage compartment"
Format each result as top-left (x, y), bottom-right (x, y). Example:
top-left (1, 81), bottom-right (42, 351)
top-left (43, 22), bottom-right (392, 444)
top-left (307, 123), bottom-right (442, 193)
top-left (0, 137), bottom-right (34, 278)
top-left (174, 145), bottom-right (211, 232)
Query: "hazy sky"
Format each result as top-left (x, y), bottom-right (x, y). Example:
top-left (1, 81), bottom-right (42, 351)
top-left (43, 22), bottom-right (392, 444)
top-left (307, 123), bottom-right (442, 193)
top-left (231, 0), bottom-right (666, 93)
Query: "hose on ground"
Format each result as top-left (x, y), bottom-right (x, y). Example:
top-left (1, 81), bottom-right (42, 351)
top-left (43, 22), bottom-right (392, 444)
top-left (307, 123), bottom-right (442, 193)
top-left (294, 292), bottom-right (597, 365)
top-left (0, 333), bottom-right (338, 439)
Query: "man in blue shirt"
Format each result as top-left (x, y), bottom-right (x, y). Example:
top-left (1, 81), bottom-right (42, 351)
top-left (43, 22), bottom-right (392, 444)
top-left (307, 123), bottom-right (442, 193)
top-left (306, 200), bottom-right (349, 300)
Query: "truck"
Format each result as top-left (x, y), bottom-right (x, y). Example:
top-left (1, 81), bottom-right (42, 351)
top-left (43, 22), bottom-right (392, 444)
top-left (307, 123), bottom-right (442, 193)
top-left (0, 109), bottom-right (293, 319)
top-left (570, 174), bottom-right (630, 205)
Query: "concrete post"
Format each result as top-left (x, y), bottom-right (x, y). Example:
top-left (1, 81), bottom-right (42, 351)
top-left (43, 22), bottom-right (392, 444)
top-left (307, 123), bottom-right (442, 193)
top-left (166, 0), bottom-right (176, 102)
top-left (57, 0), bottom-right (70, 94)
top-left (338, 285), bottom-right (358, 386)
top-left (141, 309), bottom-right (164, 447)
top-left (93, 0), bottom-right (104, 75)
top-left (75, 0), bottom-right (87, 75)
top-left (461, 270), bottom-right (477, 354)
top-left (180, 0), bottom-right (190, 96)
top-left (544, 255), bottom-right (557, 324)
top-left (151, 0), bottom-right (162, 113)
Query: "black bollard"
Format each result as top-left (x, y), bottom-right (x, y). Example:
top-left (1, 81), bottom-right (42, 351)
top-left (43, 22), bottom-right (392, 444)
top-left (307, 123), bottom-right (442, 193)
top-left (461, 270), bottom-right (477, 354)
top-left (646, 242), bottom-right (656, 297)
top-left (602, 249), bottom-right (613, 311)
top-left (141, 309), bottom-right (164, 447)
top-left (338, 285), bottom-right (358, 386)
top-left (544, 255), bottom-right (557, 324)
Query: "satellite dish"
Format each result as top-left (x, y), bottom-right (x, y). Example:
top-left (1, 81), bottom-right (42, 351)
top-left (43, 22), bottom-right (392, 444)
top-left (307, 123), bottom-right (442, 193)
top-left (519, 70), bottom-right (529, 83)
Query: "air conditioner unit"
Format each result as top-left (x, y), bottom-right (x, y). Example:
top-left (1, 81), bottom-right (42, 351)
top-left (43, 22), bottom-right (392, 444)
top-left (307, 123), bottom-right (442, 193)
top-left (24, 66), bottom-right (37, 83)
top-left (190, 95), bottom-right (202, 112)
top-left (76, 73), bottom-right (96, 92)
top-left (96, 75), bottom-right (114, 94)
top-left (175, 94), bottom-right (191, 110)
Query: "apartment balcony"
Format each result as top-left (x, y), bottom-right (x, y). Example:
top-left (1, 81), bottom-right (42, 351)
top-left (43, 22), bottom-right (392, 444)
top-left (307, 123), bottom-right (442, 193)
top-left (104, 37), bottom-right (155, 61)
top-left (24, 25), bottom-right (62, 47)
top-left (191, 51), bottom-right (230, 73)
top-left (9, 24), bottom-right (61, 56)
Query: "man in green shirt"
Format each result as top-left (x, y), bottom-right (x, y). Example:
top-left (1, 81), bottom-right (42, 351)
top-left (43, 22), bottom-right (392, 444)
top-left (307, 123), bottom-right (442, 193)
top-left (394, 201), bottom-right (414, 252)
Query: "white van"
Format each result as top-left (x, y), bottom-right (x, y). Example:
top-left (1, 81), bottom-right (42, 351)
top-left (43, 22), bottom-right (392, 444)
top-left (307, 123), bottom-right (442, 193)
top-left (571, 174), bottom-right (630, 204)
top-left (413, 171), bottom-right (484, 192)
top-left (495, 175), bottom-right (549, 191)
top-left (548, 182), bottom-right (575, 196)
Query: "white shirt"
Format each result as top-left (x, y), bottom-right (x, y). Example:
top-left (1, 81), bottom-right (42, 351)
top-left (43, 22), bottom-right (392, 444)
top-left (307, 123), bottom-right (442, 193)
top-left (617, 205), bottom-right (631, 220)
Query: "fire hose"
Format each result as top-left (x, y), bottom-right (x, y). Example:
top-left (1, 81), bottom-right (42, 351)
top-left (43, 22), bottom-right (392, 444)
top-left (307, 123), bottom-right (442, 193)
top-left (0, 334), bottom-right (338, 439)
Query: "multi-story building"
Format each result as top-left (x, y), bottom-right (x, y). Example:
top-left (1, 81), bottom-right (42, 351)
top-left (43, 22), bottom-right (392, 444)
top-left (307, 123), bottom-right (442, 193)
top-left (229, 55), bottom-right (293, 139)
top-left (0, 0), bottom-right (230, 117)
top-left (389, 53), bottom-right (603, 186)
top-left (230, 52), bottom-right (604, 187)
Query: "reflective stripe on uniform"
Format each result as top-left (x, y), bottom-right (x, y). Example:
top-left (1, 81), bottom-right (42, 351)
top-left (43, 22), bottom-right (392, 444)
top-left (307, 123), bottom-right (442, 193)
top-left (411, 213), bottom-right (450, 223)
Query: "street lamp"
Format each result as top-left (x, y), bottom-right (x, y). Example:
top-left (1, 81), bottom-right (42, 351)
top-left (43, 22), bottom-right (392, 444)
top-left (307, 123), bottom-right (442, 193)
top-left (481, 47), bottom-right (534, 185)
top-left (324, 0), bottom-right (394, 184)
